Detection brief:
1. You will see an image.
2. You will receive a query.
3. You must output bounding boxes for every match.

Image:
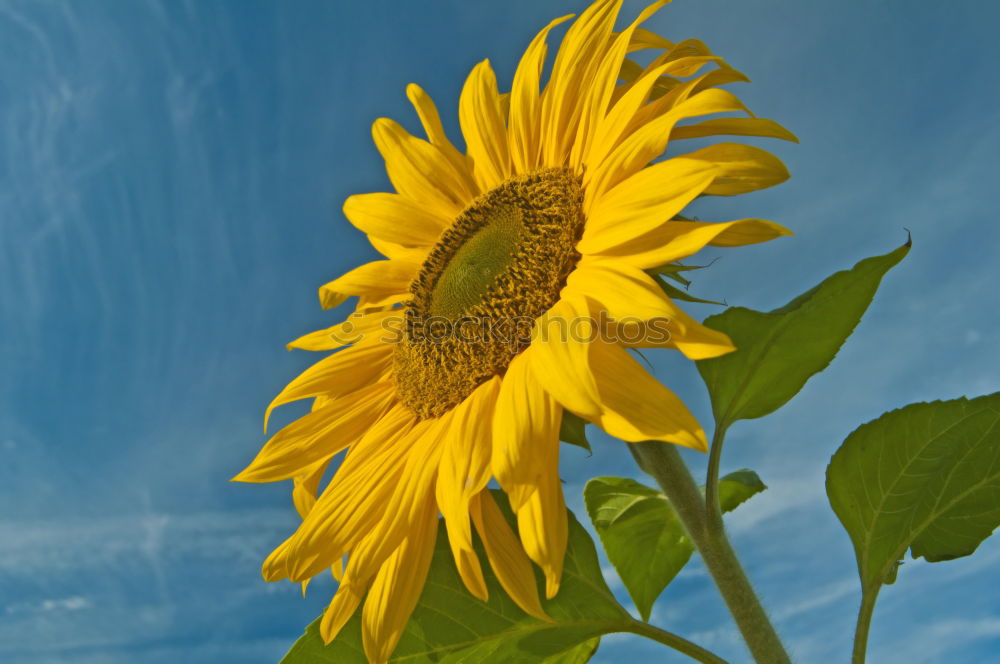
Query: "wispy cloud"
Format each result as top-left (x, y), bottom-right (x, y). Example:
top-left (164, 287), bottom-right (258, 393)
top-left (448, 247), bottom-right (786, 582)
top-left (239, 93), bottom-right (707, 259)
top-left (0, 508), bottom-right (314, 663)
top-left (870, 617), bottom-right (1000, 664)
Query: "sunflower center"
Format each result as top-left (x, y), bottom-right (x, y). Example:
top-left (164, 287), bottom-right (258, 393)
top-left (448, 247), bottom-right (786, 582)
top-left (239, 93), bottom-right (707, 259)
top-left (395, 168), bottom-right (584, 419)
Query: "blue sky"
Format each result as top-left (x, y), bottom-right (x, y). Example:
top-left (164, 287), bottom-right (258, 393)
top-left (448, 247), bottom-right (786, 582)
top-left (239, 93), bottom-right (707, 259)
top-left (1, 1), bottom-right (998, 662)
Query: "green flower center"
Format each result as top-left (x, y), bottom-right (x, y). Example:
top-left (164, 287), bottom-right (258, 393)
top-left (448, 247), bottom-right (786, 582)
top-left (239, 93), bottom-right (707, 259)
top-left (395, 168), bottom-right (585, 419)
top-left (428, 203), bottom-right (524, 319)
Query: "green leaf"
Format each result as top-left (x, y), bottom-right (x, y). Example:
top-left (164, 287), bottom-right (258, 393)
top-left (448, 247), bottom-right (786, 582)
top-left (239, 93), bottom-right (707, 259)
top-left (827, 392), bottom-right (1000, 590)
top-left (716, 469), bottom-right (768, 505)
top-left (585, 470), bottom-right (766, 621)
top-left (281, 492), bottom-right (626, 664)
top-left (542, 638), bottom-right (600, 664)
top-left (560, 411), bottom-right (591, 452)
top-left (697, 240), bottom-right (910, 426)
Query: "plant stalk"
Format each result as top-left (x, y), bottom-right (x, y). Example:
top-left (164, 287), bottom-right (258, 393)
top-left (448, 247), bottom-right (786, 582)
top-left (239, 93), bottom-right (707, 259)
top-left (629, 441), bottom-right (792, 664)
top-left (704, 422), bottom-right (730, 532)
top-left (623, 619), bottom-right (731, 664)
top-left (851, 587), bottom-right (879, 664)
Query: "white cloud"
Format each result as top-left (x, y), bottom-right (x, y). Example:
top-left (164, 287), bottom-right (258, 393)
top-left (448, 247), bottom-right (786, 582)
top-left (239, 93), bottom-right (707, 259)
top-left (0, 509), bottom-right (294, 576)
top-left (5, 595), bottom-right (91, 615)
top-left (871, 617), bottom-right (1000, 664)
top-left (773, 577), bottom-right (857, 622)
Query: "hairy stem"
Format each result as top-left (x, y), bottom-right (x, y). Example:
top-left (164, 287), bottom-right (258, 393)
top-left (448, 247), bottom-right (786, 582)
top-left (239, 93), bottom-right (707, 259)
top-left (629, 441), bottom-right (792, 664)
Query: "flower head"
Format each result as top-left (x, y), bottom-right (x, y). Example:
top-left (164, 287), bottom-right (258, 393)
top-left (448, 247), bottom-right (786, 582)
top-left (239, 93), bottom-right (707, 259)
top-left (236, 1), bottom-right (793, 661)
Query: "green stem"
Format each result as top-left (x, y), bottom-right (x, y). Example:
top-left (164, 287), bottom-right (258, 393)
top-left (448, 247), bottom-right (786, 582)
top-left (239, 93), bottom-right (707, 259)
top-left (623, 619), bottom-right (731, 664)
top-left (629, 441), bottom-right (792, 664)
top-left (851, 587), bottom-right (879, 664)
top-left (704, 422), bottom-right (730, 532)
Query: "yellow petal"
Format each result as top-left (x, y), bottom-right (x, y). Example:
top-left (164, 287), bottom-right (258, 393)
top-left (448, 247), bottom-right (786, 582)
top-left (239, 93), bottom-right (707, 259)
top-left (319, 577), bottom-right (365, 644)
top-left (264, 340), bottom-right (393, 430)
top-left (671, 117), bottom-right (799, 143)
top-left (292, 411), bottom-right (448, 582)
top-left (451, 539), bottom-right (489, 603)
top-left (526, 298), bottom-right (601, 420)
top-left (491, 351), bottom-right (562, 512)
top-left (335, 402), bottom-right (417, 478)
top-left (509, 14), bottom-right (574, 173)
top-left (663, 320), bottom-right (735, 359)
top-left (471, 491), bottom-right (549, 621)
top-left (286, 309), bottom-right (401, 352)
top-left (459, 60), bottom-right (512, 191)
top-left (318, 259), bottom-right (418, 310)
top-left (286, 407), bottom-right (421, 579)
top-left (299, 561), bottom-right (342, 598)
top-left (679, 143), bottom-right (790, 195)
top-left (405, 83), bottom-right (473, 181)
top-left (344, 192), bottom-right (448, 247)
top-left (438, 376), bottom-right (501, 510)
top-left (680, 65), bottom-right (750, 101)
top-left (570, 0), bottom-right (669, 168)
top-left (619, 304), bottom-right (736, 360)
top-left (436, 377), bottom-right (500, 600)
top-left (356, 291), bottom-right (410, 312)
top-left (566, 261), bottom-right (736, 359)
top-left (659, 54), bottom-right (724, 77)
top-left (292, 457), bottom-right (332, 518)
top-left (311, 420), bottom-right (447, 592)
top-left (585, 87), bottom-right (749, 206)
top-left (565, 258), bottom-right (675, 322)
top-left (541, 0), bottom-right (623, 167)
top-left (586, 60), bottom-right (673, 169)
top-left (316, 506), bottom-right (403, 644)
top-left (626, 26), bottom-right (674, 53)
top-left (588, 339), bottom-right (708, 450)
top-left (638, 53), bottom-right (749, 119)
top-left (361, 494), bottom-right (439, 664)
top-left (663, 37), bottom-right (714, 61)
top-left (372, 118), bottom-right (474, 217)
top-left (589, 218), bottom-right (792, 269)
top-left (262, 534), bottom-right (295, 582)
top-left (705, 218), bottom-right (794, 247)
top-left (614, 48), bottom-right (726, 105)
top-left (405, 82), bottom-right (457, 151)
top-left (516, 461), bottom-right (567, 599)
top-left (579, 157), bottom-right (718, 254)
top-left (236, 381), bottom-right (395, 483)
top-left (316, 484), bottom-right (424, 647)
top-left (368, 236), bottom-right (431, 263)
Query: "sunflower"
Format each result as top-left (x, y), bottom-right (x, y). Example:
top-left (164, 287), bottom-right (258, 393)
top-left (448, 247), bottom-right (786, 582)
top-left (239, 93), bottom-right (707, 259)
top-left (235, 1), bottom-right (794, 661)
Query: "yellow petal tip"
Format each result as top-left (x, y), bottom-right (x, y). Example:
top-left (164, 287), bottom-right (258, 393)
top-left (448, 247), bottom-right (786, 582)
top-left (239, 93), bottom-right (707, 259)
top-left (230, 469), bottom-right (251, 483)
top-left (544, 574), bottom-right (561, 600)
top-left (693, 432), bottom-right (710, 453)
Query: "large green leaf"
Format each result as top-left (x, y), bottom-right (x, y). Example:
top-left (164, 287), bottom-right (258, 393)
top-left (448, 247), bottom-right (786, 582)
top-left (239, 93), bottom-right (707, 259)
top-left (827, 392), bottom-right (1000, 590)
top-left (697, 240), bottom-right (909, 426)
top-left (585, 470), bottom-right (766, 621)
top-left (281, 492), bottom-right (628, 664)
